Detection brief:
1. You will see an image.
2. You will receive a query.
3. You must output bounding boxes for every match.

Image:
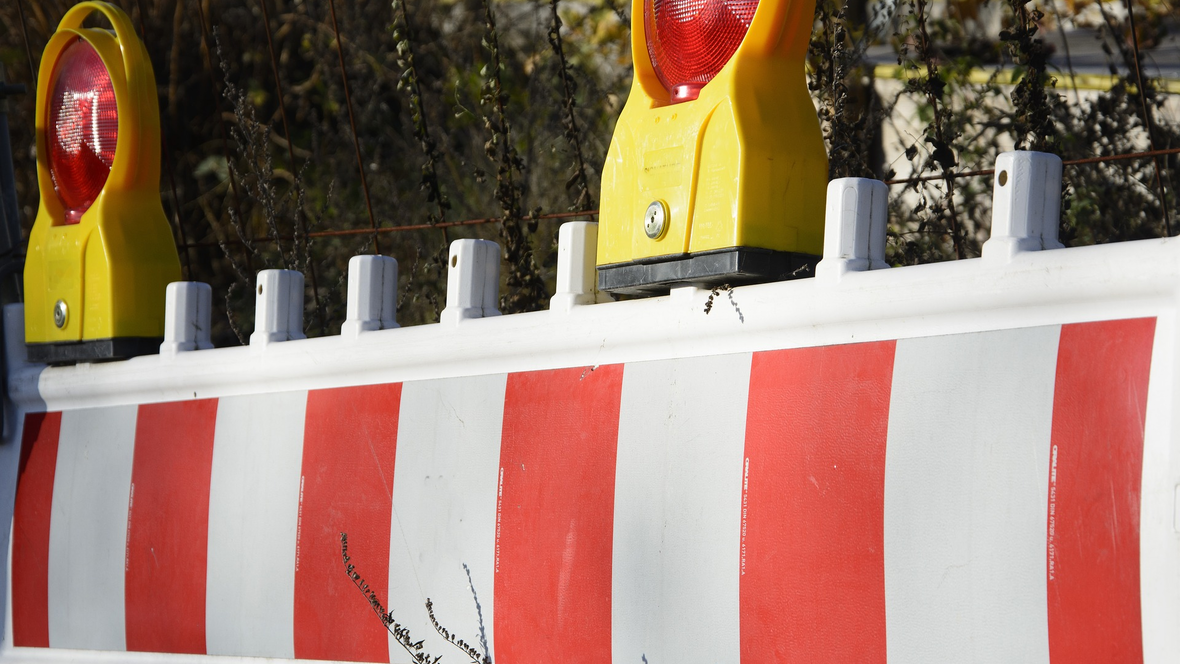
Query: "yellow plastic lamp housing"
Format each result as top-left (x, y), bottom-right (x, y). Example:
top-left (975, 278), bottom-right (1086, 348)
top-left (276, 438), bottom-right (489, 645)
top-left (596, 0), bottom-right (827, 294)
top-left (25, 1), bottom-right (181, 363)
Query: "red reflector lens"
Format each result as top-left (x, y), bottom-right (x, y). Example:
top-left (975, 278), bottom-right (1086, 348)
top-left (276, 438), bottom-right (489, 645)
top-left (645, 0), bottom-right (758, 102)
top-left (47, 39), bottom-right (118, 223)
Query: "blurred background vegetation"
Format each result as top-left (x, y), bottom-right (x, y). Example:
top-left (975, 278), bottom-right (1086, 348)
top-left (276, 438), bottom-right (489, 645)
top-left (1, 0), bottom-right (1177, 345)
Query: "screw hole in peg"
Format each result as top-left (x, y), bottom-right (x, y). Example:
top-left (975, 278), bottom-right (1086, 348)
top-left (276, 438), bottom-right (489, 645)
top-left (258, 284), bottom-right (263, 295)
top-left (998, 170), bottom-right (1009, 186)
top-left (451, 255), bottom-right (458, 268)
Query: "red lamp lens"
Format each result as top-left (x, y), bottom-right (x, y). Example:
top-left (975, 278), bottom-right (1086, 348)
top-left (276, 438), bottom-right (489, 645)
top-left (645, 0), bottom-right (758, 103)
top-left (47, 38), bottom-right (118, 223)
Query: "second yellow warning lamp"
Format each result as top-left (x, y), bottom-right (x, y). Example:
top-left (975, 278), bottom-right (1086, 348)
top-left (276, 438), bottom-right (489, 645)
top-left (597, 0), bottom-right (827, 293)
top-left (25, 2), bottom-right (180, 364)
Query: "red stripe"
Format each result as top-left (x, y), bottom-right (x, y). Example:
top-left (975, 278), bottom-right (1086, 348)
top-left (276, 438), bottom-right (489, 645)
top-left (124, 400), bottom-right (218, 654)
top-left (494, 365), bottom-right (623, 664)
top-left (740, 342), bottom-right (895, 663)
top-left (11, 411), bottom-right (61, 648)
top-left (294, 383), bottom-right (401, 662)
top-left (1047, 318), bottom-right (1155, 663)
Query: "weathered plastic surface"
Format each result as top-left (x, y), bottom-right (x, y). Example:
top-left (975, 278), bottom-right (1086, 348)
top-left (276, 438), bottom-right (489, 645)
top-left (2, 159), bottom-right (1179, 663)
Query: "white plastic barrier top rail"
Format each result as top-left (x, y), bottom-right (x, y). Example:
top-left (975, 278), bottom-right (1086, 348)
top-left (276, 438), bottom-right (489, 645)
top-left (1, 153), bottom-right (1179, 664)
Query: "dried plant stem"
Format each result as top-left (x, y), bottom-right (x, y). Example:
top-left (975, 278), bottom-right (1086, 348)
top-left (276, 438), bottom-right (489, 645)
top-left (259, 0), bottom-right (324, 330)
top-left (1000, 0), bottom-right (1057, 152)
top-left (14, 0), bottom-right (36, 84)
top-left (426, 598), bottom-right (491, 664)
top-left (389, 0), bottom-right (453, 321)
top-left (327, 0), bottom-right (381, 253)
top-left (391, 0), bottom-right (451, 230)
top-left (1045, 0), bottom-right (1081, 104)
top-left (1121, 0), bottom-right (1171, 234)
top-left (224, 284), bottom-right (246, 346)
top-left (168, 0), bottom-right (183, 119)
top-left (546, 0), bottom-right (594, 210)
top-left (911, 0), bottom-right (963, 259)
top-left (258, 0), bottom-right (296, 171)
top-left (462, 563), bottom-right (490, 662)
top-left (193, 0), bottom-right (252, 274)
top-left (809, 1), bottom-right (874, 180)
top-left (478, 0), bottom-right (548, 313)
top-left (132, 0), bottom-right (192, 277)
top-left (340, 533), bottom-right (443, 664)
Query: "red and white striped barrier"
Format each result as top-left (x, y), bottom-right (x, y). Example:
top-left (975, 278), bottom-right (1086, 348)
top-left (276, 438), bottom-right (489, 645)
top-left (2, 160), bottom-right (1180, 663)
top-left (5, 318), bottom-right (1167, 663)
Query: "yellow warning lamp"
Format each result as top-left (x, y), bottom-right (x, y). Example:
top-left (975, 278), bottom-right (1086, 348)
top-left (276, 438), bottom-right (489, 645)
top-left (596, 0), bottom-right (828, 293)
top-left (25, 2), bottom-right (180, 363)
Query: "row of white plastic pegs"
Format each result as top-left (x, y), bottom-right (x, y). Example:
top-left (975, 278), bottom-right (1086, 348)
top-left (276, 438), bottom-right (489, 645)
top-left (160, 150), bottom-right (1064, 355)
top-left (159, 220), bottom-right (610, 356)
top-left (816, 150), bottom-right (1064, 280)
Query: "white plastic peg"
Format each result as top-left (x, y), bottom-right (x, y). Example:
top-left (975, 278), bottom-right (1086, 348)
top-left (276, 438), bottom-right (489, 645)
top-left (551, 221), bottom-right (611, 311)
top-left (250, 269), bottom-right (306, 347)
top-left (160, 282), bottom-right (213, 356)
top-left (815, 177), bottom-right (889, 282)
top-left (982, 151), bottom-right (1064, 263)
top-left (440, 239), bottom-right (501, 325)
top-left (342, 255), bottom-right (399, 338)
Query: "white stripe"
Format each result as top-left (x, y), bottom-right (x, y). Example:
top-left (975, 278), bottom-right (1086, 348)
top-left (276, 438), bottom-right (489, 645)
top-left (0, 412), bottom-right (23, 651)
top-left (47, 406), bottom-right (137, 650)
top-left (387, 375), bottom-right (506, 664)
top-left (884, 328), bottom-right (1058, 663)
top-left (611, 354), bottom-right (750, 664)
top-left (5, 520), bottom-right (13, 650)
top-left (205, 392), bottom-right (307, 658)
top-left (1140, 315), bottom-right (1177, 662)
